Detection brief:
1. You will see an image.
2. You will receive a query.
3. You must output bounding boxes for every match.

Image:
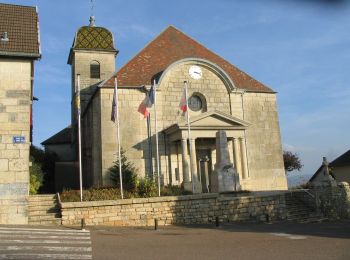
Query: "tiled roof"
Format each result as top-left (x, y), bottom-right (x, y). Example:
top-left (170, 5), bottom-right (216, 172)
top-left (104, 26), bottom-right (273, 92)
top-left (0, 3), bottom-right (40, 58)
top-left (73, 26), bottom-right (116, 51)
top-left (41, 126), bottom-right (71, 145)
top-left (68, 25), bottom-right (117, 64)
top-left (330, 150), bottom-right (350, 168)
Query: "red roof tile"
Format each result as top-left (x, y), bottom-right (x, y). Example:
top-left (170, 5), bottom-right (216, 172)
top-left (106, 26), bottom-right (273, 92)
top-left (0, 3), bottom-right (40, 58)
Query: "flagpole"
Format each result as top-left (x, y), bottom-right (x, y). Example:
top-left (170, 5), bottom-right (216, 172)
top-left (77, 74), bottom-right (83, 202)
top-left (114, 77), bottom-right (124, 199)
top-left (184, 81), bottom-right (195, 193)
top-left (153, 80), bottom-right (161, 197)
top-left (147, 115), bottom-right (153, 177)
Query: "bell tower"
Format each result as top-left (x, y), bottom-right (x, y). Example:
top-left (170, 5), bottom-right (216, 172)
top-left (67, 16), bottom-right (117, 128)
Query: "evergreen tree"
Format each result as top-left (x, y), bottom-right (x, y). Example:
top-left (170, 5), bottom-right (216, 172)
top-left (109, 149), bottom-right (138, 192)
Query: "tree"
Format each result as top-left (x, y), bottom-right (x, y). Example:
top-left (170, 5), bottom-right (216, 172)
top-left (283, 150), bottom-right (303, 173)
top-left (29, 156), bottom-right (44, 194)
top-left (30, 145), bottom-right (58, 193)
top-left (109, 149), bottom-right (138, 192)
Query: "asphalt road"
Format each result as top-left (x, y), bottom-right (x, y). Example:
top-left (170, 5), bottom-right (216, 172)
top-left (90, 221), bottom-right (350, 260)
top-left (0, 221), bottom-right (349, 259)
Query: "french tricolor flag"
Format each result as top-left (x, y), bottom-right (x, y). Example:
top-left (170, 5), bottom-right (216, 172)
top-left (179, 88), bottom-right (187, 112)
top-left (138, 85), bottom-right (155, 118)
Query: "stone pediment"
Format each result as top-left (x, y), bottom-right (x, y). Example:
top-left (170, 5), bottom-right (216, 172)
top-left (164, 110), bottom-right (250, 134)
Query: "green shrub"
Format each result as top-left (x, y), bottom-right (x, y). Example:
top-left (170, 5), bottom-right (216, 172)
top-left (60, 187), bottom-right (125, 202)
top-left (137, 178), bottom-right (158, 198)
top-left (29, 157), bottom-right (44, 195)
top-left (30, 145), bottom-right (58, 193)
top-left (60, 184), bottom-right (192, 202)
top-left (161, 185), bottom-right (192, 196)
top-left (60, 189), bottom-right (81, 202)
top-left (109, 149), bottom-right (138, 192)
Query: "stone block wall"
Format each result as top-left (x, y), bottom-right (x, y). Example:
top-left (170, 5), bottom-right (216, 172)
top-left (99, 87), bottom-right (146, 186)
top-left (61, 193), bottom-right (286, 226)
top-left (314, 183), bottom-right (350, 219)
top-left (0, 59), bottom-right (32, 224)
top-left (71, 51), bottom-right (116, 113)
top-left (83, 91), bottom-right (102, 187)
top-left (242, 92), bottom-right (287, 191)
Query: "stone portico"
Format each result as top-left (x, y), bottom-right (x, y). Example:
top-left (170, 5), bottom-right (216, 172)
top-left (164, 111), bottom-right (250, 192)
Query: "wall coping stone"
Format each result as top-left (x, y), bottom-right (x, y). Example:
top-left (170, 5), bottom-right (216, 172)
top-left (61, 193), bottom-right (220, 209)
top-left (60, 191), bottom-right (289, 209)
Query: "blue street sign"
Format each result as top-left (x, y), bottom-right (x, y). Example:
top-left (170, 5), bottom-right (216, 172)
top-left (13, 136), bottom-right (25, 144)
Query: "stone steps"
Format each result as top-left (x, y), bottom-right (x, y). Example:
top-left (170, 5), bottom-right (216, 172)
top-left (28, 194), bottom-right (62, 226)
top-left (29, 218), bottom-right (62, 225)
top-left (285, 193), bottom-right (327, 223)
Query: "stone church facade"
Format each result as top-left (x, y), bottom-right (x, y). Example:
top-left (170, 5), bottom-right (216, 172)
top-left (44, 21), bottom-right (287, 192)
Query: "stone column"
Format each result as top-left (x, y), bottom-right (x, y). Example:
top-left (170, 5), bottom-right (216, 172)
top-left (181, 138), bottom-right (190, 183)
top-left (227, 138), bottom-right (234, 165)
top-left (201, 157), bottom-right (210, 193)
top-left (189, 138), bottom-right (198, 181)
top-left (239, 137), bottom-right (248, 179)
top-left (233, 137), bottom-right (241, 175)
top-left (190, 138), bottom-right (202, 193)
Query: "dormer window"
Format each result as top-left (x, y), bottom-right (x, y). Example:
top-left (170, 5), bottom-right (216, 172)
top-left (90, 61), bottom-right (100, 78)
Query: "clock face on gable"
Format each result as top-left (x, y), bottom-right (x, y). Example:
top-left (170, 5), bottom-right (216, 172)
top-left (189, 65), bottom-right (202, 80)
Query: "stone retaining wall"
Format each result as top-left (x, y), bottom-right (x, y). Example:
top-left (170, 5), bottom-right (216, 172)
top-left (314, 182), bottom-right (350, 219)
top-left (61, 193), bottom-right (287, 226)
top-left (291, 182), bottom-right (350, 220)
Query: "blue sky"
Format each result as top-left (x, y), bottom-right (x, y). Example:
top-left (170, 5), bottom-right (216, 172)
top-left (3, 0), bottom-right (350, 184)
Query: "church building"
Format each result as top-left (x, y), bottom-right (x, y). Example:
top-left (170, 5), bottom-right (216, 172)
top-left (43, 18), bottom-right (288, 192)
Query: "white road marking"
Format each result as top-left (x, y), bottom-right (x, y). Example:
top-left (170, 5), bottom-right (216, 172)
top-left (0, 227), bottom-right (93, 259)
top-left (0, 245), bottom-right (92, 252)
top-left (0, 230), bottom-right (89, 236)
top-left (271, 233), bottom-right (291, 237)
top-left (0, 227), bottom-right (89, 233)
top-left (270, 233), bottom-right (307, 240)
top-left (288, 235), bottom-right (307, 240)
top-left (0, 234), bottom-right (90, 240)
top-left (0, 239), bottom-right (91, 244)
top-left (0, 253), bottom-right (92, 259)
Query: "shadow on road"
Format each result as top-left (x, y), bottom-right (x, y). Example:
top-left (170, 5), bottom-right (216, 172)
top-left (170, 219), bottom-right (350, 239)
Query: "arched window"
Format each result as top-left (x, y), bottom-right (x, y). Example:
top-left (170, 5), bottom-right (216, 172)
top-left (90, 60), bottom-right (100, 79)
top-left (189, 92), bottom-right (207, 112)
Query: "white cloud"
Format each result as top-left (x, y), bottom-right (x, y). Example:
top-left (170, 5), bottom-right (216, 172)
top-left (109, 24), bottom-right (157, 41)
top-left (282, 143), bottom-right (316, 153)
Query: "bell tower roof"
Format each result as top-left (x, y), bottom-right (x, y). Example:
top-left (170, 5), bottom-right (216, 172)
top-left (68, 21), bottom-right (117, 64)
